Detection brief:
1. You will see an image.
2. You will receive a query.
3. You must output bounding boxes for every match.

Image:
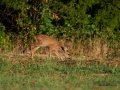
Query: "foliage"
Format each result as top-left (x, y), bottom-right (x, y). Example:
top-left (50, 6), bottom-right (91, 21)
top-left (0, 23), bottom-right (5, 46)
top-left (0, 23), bottom-right (14, 50)
top-left (0, 0), bottom-right (120, 55)
top-left (49, 0), bottom-right (120, 41)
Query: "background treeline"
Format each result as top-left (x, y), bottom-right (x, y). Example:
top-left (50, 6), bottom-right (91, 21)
top-left (0, 0), bottom-right (120, 59)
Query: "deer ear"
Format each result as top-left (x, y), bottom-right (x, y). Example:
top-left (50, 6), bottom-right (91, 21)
top-left (61, 46), bottom-right (68, 51)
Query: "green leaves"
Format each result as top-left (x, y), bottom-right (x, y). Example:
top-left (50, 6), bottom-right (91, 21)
top-left (0, 0), bottom-right (120, 47)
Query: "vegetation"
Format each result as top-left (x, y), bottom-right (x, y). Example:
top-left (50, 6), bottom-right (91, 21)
top-left (0, 53), bottom-right (120, 90)
top-left (0, 0), bottom-right (120, 58)
top-left (0, 0), bottom-right (120, 89)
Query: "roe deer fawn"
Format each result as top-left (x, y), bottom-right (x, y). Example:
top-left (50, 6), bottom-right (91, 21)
top-left (30, 34), bottom-right (70, 60)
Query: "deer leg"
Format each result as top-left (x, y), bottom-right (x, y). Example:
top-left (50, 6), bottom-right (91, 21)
top-left (30, 44), bottom-right (40, 59)
top-left (54, 51), bottom-right (64, 61)
top-left (48, 48), bottom-right (52, 58)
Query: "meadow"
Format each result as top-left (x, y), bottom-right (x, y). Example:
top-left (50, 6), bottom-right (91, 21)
top-left (0, 52), bottom-right (120, 90)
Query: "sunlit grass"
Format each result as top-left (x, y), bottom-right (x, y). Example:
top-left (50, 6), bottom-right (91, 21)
top-left (0, 53), bottom-right (120, 90)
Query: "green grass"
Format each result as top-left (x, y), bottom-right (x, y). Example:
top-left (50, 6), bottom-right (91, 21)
top-left (0, 55), bottom-right (120, 90)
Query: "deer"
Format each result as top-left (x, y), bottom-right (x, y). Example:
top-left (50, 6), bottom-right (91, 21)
top-left (30, 34), bottom-right (70, 60)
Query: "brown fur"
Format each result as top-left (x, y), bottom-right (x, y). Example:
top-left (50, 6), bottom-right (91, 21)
top-left (30, 34), bottom-right (70, 60)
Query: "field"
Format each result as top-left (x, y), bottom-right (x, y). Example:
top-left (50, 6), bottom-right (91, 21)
top-left (0, 52), bottom-right (120, 90)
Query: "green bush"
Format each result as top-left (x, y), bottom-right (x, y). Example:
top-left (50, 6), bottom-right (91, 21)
top-left (0, 23), bottom-right (14, 50)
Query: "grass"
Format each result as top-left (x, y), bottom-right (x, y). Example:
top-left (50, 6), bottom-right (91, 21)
top-left (0, 53), bottom-right (120, 90)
